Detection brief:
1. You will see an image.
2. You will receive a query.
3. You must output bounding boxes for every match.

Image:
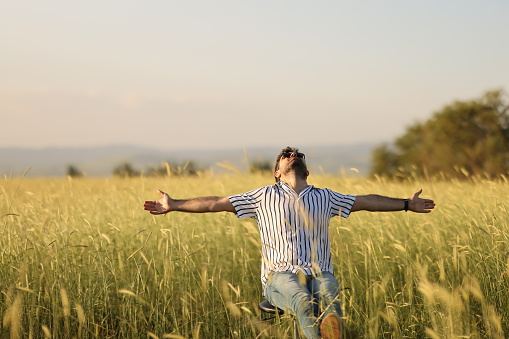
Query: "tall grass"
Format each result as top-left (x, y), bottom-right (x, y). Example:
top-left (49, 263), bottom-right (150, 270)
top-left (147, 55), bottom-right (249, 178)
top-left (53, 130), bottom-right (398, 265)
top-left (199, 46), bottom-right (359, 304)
top-left (1, 173), bottom-right (508, 338)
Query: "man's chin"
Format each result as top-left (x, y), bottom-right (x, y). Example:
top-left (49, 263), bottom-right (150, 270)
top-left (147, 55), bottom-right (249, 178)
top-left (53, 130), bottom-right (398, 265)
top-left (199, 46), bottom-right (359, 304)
top-left (289, 161), bottom-right (308, 176)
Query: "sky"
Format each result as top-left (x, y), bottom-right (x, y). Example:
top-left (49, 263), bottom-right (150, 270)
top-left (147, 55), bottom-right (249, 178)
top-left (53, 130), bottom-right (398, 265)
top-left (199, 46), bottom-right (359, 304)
top-left (2, 0), bottom-right (508, 151)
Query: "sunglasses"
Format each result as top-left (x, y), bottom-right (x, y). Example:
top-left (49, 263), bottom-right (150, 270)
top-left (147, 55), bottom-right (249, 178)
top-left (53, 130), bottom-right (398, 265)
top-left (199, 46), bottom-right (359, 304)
top-left (280, 152), bottom-right (305, 159)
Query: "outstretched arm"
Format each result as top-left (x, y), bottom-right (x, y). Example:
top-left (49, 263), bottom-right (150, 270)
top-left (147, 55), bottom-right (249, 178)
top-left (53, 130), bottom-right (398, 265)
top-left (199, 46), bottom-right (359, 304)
top-left (351, 189), bottom-right (435, 213)
top-left (143, 189), bottom-right (236, 215)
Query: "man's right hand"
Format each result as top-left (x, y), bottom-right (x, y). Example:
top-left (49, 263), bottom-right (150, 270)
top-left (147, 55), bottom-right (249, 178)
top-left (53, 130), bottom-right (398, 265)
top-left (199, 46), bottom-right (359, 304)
top-left (143, 189), bottom-right (172, 215)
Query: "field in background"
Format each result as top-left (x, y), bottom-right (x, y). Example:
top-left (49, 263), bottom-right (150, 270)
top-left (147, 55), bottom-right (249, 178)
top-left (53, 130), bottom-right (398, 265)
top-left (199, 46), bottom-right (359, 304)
top-left (1, 174), bottom-right (508, 338)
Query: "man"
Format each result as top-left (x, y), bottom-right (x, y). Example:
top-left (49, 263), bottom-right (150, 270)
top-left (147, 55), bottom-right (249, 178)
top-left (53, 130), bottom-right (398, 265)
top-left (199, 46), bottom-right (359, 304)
top-left (143, 146), bottom-right (435, 339)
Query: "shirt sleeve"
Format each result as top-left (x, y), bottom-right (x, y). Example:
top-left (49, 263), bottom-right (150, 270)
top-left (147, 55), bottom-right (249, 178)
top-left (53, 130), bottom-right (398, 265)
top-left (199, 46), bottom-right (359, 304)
top-left (327, 189), bottom-right (356, 218)
top-left (227, 186), bottom-right (267, 219)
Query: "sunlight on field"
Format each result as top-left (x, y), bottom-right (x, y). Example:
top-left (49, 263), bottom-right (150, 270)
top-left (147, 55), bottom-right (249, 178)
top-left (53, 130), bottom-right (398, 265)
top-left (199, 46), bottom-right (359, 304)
top-left (1, 174), bottom-right (508, 338)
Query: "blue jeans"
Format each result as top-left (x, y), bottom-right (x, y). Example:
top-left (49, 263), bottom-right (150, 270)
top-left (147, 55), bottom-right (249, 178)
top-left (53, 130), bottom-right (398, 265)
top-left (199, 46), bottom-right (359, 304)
top-left (265, 271), bottom-right (343, 339)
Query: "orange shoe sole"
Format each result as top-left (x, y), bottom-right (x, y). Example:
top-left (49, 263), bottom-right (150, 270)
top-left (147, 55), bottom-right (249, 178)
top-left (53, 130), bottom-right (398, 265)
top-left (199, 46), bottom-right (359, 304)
top-left (320, 313), bottom-right (341, 339)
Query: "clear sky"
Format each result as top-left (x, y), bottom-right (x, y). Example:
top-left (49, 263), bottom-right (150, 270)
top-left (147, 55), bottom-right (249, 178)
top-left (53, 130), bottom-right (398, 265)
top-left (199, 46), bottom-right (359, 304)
top-left (2, 0), bottom-right (508, 151)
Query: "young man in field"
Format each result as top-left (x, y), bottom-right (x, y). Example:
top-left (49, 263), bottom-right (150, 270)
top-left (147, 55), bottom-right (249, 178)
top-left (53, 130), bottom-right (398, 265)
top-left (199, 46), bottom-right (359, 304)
top-left (143, 146), bottom-right (435, 339)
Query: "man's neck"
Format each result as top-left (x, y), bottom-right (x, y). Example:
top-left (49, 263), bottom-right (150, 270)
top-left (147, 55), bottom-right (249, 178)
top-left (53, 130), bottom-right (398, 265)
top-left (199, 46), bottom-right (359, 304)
top-left (280, 175), bottom-right (308, 195)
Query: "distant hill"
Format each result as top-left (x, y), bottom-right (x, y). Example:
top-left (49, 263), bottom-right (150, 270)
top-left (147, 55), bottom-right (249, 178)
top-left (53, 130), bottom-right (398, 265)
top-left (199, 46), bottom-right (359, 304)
top-left (0, 144), bottom-right (376, 177)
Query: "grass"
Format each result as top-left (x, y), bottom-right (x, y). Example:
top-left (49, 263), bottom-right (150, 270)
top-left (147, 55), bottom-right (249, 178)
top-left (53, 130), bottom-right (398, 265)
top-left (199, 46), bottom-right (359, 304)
top-left (1, 173), bottom-right (508, 338)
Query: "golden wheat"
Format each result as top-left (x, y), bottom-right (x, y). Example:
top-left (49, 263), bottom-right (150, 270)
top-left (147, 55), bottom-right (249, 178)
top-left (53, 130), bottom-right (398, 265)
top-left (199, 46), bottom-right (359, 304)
top-left (0, 174), bottom-right (508, 338)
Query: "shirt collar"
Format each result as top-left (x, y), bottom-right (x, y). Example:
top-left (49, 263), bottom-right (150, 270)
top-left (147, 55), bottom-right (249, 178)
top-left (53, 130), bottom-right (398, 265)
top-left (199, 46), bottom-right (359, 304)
top-left (277, 181), bottom-right (313, 196)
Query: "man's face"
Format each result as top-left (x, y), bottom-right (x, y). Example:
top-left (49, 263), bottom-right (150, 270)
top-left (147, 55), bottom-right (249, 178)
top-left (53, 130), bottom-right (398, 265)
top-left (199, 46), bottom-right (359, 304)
top-left (275, 152), bottom-right (308, 180)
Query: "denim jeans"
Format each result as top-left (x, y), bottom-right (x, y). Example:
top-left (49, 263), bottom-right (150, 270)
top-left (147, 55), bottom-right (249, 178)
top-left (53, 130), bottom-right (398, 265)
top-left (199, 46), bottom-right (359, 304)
top-left (265, 271), bottom-right (343, 339)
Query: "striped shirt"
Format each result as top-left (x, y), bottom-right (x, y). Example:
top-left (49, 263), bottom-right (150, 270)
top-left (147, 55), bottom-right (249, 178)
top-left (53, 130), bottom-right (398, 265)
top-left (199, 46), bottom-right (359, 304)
top-left (228, 181), bottom-right (356, 293)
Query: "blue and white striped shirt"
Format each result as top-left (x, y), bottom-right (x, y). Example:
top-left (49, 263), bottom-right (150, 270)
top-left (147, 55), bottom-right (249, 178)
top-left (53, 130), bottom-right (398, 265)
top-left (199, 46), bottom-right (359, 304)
top-left (228, 181), bottom-right (356, 293)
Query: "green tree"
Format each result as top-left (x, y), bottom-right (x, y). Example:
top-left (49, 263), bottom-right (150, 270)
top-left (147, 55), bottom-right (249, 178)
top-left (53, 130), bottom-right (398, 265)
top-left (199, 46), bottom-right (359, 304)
top-left (371, 143), bottom-right (401, 178)
top-left (112, 162), bottom-right (140, 177)
top-left (249, 160), bottom-right (273, 174)
top-left (371, 89), bottom-right (509, 179)
top-left (66, 165), bottom-right (84, 178)
top-left (145, 161), bottom-right (200, 177)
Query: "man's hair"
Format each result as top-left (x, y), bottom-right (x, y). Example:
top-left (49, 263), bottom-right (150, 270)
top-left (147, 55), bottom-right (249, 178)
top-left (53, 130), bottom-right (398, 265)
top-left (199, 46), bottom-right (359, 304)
top-left (274, 146), bottom-right (302, 183)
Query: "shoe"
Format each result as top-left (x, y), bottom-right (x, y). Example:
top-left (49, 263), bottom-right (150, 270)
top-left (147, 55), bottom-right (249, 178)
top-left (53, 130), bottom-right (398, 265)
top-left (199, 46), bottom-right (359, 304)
top-left (320, 313), bottom-right (341, 339)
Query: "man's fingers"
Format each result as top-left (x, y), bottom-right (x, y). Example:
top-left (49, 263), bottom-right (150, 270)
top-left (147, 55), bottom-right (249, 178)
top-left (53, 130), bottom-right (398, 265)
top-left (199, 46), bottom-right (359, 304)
top-left (423, 198), bottom-right (435, 205)
top-left (144, 201), bottom-right (160, 213)
top-left (420, 199), bottom-right (435, 212)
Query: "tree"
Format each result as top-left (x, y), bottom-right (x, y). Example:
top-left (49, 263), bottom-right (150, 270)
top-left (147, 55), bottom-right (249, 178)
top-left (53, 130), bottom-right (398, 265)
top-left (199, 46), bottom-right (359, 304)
top-left (112, 162), bottom-right (140, 177)
top-left (249, 160), bottom-right (273, 174)
top-left (66, 165), bottom-right (84, 178)
top-left (370, 143), bottom-right (401, 178)
top-left (371, 89), bottom-right (509, 179)
top-left (145, 161), bottom-right (200, 177)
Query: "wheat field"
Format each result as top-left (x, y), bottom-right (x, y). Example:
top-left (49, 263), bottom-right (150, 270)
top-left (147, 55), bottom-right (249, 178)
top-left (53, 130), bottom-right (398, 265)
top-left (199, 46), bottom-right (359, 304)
top-left (1, 173), bottom-right (508, 338)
